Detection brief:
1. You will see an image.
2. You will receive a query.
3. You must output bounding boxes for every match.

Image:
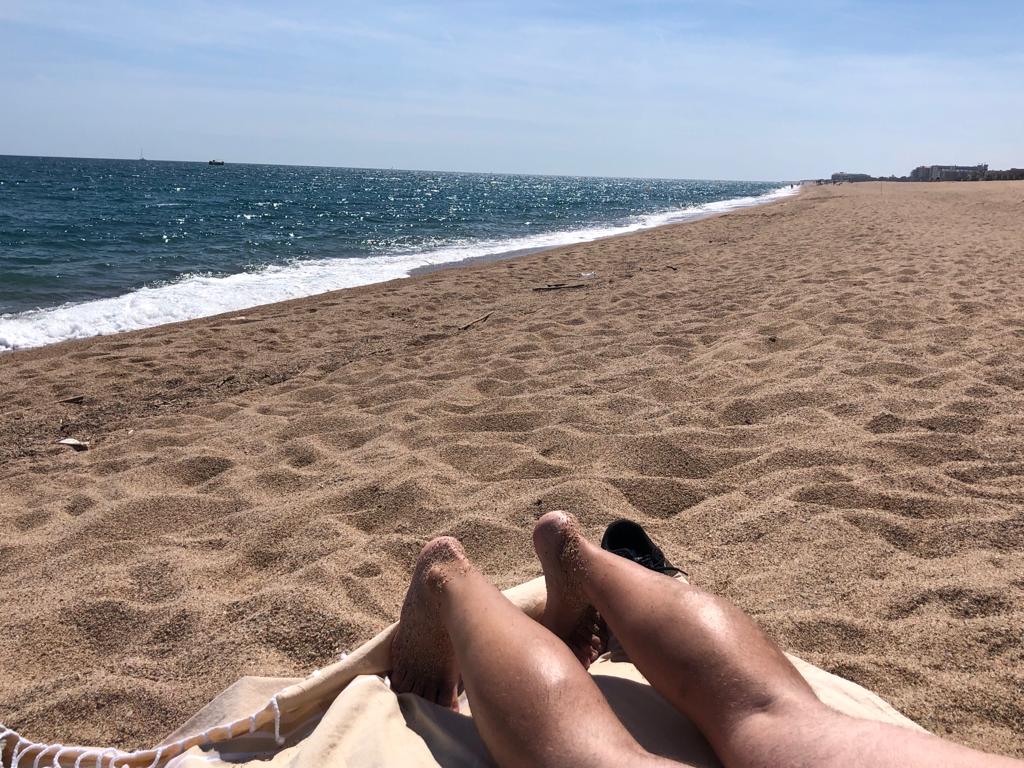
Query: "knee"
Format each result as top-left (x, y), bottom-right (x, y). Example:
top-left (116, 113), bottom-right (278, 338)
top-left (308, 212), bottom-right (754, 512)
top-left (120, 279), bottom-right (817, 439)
top-left (723, 698), bottom-right (838, 768)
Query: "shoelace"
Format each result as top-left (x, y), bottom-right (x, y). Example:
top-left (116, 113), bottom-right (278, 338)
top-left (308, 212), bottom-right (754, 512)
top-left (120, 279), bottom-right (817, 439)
top-left (609, 547), bottom-right (684, 576)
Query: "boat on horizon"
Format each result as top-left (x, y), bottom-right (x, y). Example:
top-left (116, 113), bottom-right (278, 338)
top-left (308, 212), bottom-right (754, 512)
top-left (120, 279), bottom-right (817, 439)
top-left (208, 159), bottom-right (225, 166)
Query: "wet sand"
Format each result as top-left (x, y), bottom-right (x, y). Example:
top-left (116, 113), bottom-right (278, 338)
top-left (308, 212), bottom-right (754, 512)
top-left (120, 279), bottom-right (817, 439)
top-left (2, 181), bottom-right (1022, 756)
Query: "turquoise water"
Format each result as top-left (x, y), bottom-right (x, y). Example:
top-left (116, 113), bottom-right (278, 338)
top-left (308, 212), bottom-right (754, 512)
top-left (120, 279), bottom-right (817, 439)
top-left (0, 156), bottom-right (791, 350)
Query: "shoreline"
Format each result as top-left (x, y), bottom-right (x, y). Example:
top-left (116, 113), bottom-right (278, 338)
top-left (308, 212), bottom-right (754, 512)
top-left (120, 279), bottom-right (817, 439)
top-left (408, 186), bottom-right (800, 277)
top-left (3, 181), bottom-right (1021, 757)
top-left (0, 184), bottom-right (798, 353)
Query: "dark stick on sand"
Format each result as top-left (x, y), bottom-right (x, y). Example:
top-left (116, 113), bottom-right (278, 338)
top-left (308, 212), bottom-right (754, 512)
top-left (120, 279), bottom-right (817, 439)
top-left (459, 311), bottom-right (494, 331)
top-left (532, 283), bottom-right (589, 292)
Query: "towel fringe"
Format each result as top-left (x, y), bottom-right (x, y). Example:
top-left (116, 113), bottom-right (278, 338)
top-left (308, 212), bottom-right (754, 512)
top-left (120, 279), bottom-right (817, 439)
top-left (1, 689), bottom-right (296, 768)
top-left (0, 606), bottom-right (416, 767)
top-left (270, 696), bottom-right (284, 746)
top-left (48, 746), bottom-right (70, 768)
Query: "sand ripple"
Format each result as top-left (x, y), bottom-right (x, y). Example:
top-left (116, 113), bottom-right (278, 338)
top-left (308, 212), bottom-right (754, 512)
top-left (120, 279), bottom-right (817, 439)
top-left (1, 182), bottom-right (1022, 756)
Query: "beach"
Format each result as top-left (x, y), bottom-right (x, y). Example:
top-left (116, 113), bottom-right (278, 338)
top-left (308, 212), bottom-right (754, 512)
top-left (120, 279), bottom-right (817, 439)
top-left (2, 181), bottom-right (1022, 756)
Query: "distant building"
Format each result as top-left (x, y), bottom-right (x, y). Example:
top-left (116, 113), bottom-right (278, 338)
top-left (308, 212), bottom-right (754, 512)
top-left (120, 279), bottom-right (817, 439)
top-left (831, 172), bottom-right (873, 182)
top-left (985, 168), bottom-right (1024, 181)
top-left (909, 164), bottom-right (987, 181)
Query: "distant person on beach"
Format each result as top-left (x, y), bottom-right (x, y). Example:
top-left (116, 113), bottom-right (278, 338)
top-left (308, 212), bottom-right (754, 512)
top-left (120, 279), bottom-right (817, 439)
top-left (390, 511), bottom-right (1023, 768)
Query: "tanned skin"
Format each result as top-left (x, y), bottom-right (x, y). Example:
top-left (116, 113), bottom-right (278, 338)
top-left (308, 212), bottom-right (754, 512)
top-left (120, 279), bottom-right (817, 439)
top-left (389, 512), bottom-right (1023, 768)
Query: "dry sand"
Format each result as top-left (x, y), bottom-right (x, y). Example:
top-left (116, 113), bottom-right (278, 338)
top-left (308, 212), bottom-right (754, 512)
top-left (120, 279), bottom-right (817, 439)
top-left (1, 181), bottom-right (1022, 758)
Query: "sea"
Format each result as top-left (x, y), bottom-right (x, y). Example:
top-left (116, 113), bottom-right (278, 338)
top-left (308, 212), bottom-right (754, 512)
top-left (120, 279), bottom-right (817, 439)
top-left (0, 156), bottom-right (793, 351)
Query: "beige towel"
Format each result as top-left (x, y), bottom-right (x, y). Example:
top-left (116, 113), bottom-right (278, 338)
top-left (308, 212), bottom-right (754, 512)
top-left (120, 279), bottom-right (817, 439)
top-left (1, 577), bottom-right (922, 767)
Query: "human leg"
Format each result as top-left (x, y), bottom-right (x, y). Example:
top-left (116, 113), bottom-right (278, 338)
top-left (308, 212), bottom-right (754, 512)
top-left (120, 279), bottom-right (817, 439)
top-left (390, 537), bottom-right (679, 768)
top-left (534, 511), bottom-right (1023, 768)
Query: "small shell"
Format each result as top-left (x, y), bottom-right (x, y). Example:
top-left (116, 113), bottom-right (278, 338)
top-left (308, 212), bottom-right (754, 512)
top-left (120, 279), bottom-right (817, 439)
top-left (57, 438), bottom-right (90, 451)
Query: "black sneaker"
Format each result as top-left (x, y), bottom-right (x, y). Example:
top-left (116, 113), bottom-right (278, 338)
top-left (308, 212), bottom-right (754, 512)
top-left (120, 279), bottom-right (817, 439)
top-left (600, 519), bottom-right (685, 578)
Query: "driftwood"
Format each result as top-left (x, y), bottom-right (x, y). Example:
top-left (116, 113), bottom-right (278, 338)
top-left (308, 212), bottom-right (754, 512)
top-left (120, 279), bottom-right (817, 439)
top-left (459, 311), bottom-right (494, 331)
top-left (58, 394), bottom-right (86, 404)
top-left (532, 283), bottom-right (589, 292)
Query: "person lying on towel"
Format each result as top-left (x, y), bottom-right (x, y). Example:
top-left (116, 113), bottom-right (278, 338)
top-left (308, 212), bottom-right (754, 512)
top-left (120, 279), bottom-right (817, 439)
top-left (390, 511), bottom-right (1023, 768)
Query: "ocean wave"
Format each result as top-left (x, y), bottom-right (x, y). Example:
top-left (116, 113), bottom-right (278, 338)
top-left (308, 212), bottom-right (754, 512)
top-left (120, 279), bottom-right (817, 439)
top-left (0, 185), bottom-right (796, 352)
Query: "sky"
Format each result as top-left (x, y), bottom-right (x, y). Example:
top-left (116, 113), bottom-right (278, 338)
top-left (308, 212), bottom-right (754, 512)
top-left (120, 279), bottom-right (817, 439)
top-left (1, 0), bottom-right (1021, 180)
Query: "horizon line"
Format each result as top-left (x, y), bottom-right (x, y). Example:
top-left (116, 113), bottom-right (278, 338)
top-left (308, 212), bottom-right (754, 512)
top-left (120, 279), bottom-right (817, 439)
top-left (0, 152), bottom-right (794, 185)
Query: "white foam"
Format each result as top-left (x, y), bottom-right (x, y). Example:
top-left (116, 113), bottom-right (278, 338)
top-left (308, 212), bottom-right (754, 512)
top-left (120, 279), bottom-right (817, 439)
top-left (0, 185), bottom-right (796, 351)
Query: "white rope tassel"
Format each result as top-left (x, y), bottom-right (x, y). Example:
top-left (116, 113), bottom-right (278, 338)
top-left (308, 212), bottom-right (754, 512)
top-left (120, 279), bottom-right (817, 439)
top-left (50, 746), bottom-right (70, 767)
top-left (144, 746), bottom-right (164, 768)
top-left (32, 743), bottom-right (58, 768)
top-left (96, 747), bottom-right (117, 768)
top-left (247, 714), bottom-right (258, 734)
top-left (269, 696), bottom-right (284, 745)
top-left (0, 729), bottom-right (16, 761)
top-left (73, 749), bottom-right (89, 768)
top-left (13, 738), bottom-right (42, 768)
top-left (9, 737), bottom-right (25, 768)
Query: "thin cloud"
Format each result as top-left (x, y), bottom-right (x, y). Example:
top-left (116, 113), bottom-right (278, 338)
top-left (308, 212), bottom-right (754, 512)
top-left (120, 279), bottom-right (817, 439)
top-left (1, 1), bottom-right (1021, 177)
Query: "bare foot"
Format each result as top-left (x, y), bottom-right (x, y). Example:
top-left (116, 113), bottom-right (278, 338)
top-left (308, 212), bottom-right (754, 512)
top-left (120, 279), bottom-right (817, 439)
top-left (390, 537), bottom-right (466, 710)
top-left (533, 511), bottom-right (603, 668)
